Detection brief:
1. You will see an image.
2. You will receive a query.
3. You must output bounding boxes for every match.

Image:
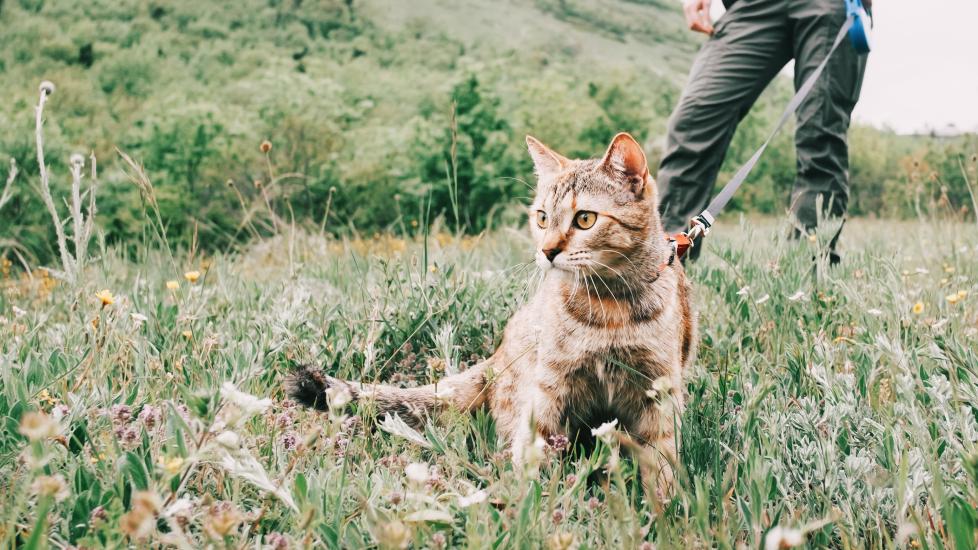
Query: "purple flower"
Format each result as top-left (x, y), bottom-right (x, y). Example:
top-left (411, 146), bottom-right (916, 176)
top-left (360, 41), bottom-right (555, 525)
top-left (281, 431), bottom-right (298, 451)
top-left (110, 404), bottom-right (132, 424)
top-left (546, 434), bottom-right (570, 453)
top-left (265, 532), bottom-right (289, 550)
top-left (138, 405), bottom-right (162, 429)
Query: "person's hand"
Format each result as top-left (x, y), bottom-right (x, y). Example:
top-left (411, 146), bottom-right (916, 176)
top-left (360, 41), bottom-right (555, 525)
top-left (683, 0), bottom-right (714, 35)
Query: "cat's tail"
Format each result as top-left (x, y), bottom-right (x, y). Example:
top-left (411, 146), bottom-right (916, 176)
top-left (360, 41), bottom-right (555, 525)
top-left (284, 360), bottom-right (491, 427)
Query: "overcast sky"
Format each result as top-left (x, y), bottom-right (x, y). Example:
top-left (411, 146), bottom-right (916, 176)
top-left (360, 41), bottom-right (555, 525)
top-left (711, 0), bottom-right (978, 134)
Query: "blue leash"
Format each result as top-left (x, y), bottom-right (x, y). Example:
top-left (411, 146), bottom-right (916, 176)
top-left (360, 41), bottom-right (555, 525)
top-left (678, 0), bottom-right (871, 250)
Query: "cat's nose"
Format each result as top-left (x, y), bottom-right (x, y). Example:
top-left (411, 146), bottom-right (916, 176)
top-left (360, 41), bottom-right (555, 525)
top-left (542, 247), bottom-right (562, 262)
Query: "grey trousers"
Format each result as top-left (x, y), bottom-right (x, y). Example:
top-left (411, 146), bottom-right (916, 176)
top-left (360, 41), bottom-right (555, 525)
top-left (657, 0), bottom-right (867, 253)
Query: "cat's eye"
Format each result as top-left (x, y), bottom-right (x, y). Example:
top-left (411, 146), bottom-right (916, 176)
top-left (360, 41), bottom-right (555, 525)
top-left (574, 211), bottom-right (597, 230)
top-left (535, 210), bottom-right (548, 228)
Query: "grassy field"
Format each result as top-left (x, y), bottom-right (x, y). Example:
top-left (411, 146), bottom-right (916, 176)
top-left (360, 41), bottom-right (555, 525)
top-left (2, 212), bottom-right (977, 548)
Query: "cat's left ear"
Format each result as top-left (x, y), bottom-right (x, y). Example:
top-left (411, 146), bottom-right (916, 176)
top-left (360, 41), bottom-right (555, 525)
top-left (601, 132), bottom-right (649, 199)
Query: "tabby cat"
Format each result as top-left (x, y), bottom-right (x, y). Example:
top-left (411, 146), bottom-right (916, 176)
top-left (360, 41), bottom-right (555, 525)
top-left (287, 132), bottom-right (696, 493)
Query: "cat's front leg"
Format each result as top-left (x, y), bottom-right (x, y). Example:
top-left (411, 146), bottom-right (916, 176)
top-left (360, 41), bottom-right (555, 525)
top-left (508, 373), bottom-right (566, 470)
top-left (635, 396), bottom-right (684, 500)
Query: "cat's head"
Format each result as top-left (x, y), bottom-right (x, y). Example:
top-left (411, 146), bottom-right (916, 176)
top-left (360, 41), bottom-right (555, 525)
top-left (526, 133), bottom-right (662, 274)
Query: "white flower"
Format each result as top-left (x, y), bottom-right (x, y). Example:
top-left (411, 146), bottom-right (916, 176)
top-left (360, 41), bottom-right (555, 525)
top-left (12, 306), bottom-right (26, 318)
top-left (457, 489), bottom-right (487, 507)
top-left (434, 386), bottom-right (456, 403)
top-left (215, 430), bottom-right (241, 450)
top-left (765, 526), bottom-right (805, 550)
top-left (131, 313), bottom-right (149, 327)
top-left (867, 308), bottom-right (883, 316)
top-left (591, 419), bottom-right (619, 443)
top-left (755, 294), bottom-right (770, 305)
top-left (405, 462), bottom-right (430, 485)
top-left (220, 382), bottom-right (272, 426)
top-left (787, 290), bottom-right (806, 302)
top-left (736, 286), bottom-right (750, 296)
top-left (19, 411), bottom-right (61, 441)
top-left (325, 385), bottom-right (352, 410)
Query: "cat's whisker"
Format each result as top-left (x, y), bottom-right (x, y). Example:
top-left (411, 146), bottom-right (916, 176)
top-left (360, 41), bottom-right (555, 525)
top-left (589, 258), bottom-right (638, 303)
top-left (587, 264), bottom-right (624, 323)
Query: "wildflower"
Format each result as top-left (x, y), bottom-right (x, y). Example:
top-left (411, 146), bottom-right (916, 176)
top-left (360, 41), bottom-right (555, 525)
top-left (116, 425), bottom-right (140, 448)
top-left (388, 491), bottom-right (404, 505)
top-left (110, 403), bottom-right (133, 424)
top-left (184, 270), bottom-right (201, 283)
top-left (765, 526), bottom-right (805, 550)
top-left (266, 532), bottom-right (290, 550)
top-left (215, 430), bottom-right (242, 450)
top-left (867, 308), bottom-right (883, 316)
top-left (405, 462), bottom-right (430, 485)
top-left (736, 285), bottom-right (750, 296)
top-left (912, 301), bottom-right (925, 315)
top-left (12, 306), bottom-right (26, 318)
top-left (260, 140), bottom-right (272, 153)
top-left (161, 456), bottom-right (185, 475)
top-left (646, 376), bottom-right (674, 400)
top-left (89, 505), bottom-right (108, 525)
top-left (131, 312), bottom-right (149, 328)
top-left (31, 474), bottom-right (70, 502)
top-left (430, 532), bottom-right (447, 549)
top-left (787, 290), bottom-right (806, 302)
top-left (166, 280), bottom-right (180, 290)
top-left (587, 496), bottom-right (602, 511)
top-left (204, 501), bottom-right (242, 540)
top-left (138, 405), bottom-right (162, 429)
top-left (281, 431), bottom-right (298, 451)
top-left (946, 290), bottom-right (968, 305)
top-left (39, 80), bottom-right (55, 96)
top-left (220, 382), bottom-right (273, 425)
top-left (755, 294), bottom-right (770, 305)
top-left (51, 404), bottom-right (70, 421)
top-left (547, 433), bottom-right (570, 453)
top-left (429, 264), bottom-right (438, 273)
top-left (547, 532), bottom-right (576, 550)
top-left (591, 419), bottom-right (619, 443)
top-left (95, 289), bottom-right (114, 307)
top-left (373, 519), bottom-right (411, 549)
top-left (565, 474), bottom-right (578, 486)
top-left (120, 491), bottom-right (161, 540)
top-left (182, 330), bottom-right (192, 339)
top-left (552, 508), bottom-right (565, 524)
top-left (457, 489), bottom-right (487, 508)
top-left (19, 411), bottom-right (60, 441)
top-left (325, 385), bottom-right (352, 410)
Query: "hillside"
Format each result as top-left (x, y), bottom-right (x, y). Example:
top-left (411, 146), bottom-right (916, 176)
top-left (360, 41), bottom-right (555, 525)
top-left (0, 0), bottom-right (974, 262)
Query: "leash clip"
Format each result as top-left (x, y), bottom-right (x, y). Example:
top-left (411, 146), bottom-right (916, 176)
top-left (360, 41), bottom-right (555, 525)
top-left (686, 211), bottom-right (714, 243)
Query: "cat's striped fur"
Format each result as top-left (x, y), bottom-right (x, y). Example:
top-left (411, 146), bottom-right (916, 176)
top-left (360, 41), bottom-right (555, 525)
top-left (287, 133), bottom-right (697, 494)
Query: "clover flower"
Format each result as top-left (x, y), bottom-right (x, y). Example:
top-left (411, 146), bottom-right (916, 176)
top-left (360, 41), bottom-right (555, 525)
top-left (19, 411), bottom-right (61, 441)
top-left (31, 474), bottom-right (70, 502)
top-left (405, 462), bottom-right (430, 486)
top-left (138, 405), bottom-right (162, 429)
top-left (110, 403), bottom-right (132, 424)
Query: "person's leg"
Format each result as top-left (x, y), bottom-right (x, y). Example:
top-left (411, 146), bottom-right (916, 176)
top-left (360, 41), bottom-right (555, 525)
top-left (657, 0), bottom-right (793, 243)
top-left (788, 0), bottom-right (868, 260)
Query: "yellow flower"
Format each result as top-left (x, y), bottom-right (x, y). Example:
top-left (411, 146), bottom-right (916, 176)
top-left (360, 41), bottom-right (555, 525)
top-left (181, 330), bottom-right (193, 339)
top-left (807, 234), bottom-right (817, 243)
top-left (95, 289), bottom-right (114, 306)
top-left (911, 301), bottom-right (925, 315)
top-left (947, 290), bottom-right (968, 305)
top-left (166, 280), bottom-right (180, 290)
top-left (184, 270), bottom-right (201, 284)
top-left (429, 265), bottom-right (438, 273)
top-left (161, 456), bottom-right (185, 475)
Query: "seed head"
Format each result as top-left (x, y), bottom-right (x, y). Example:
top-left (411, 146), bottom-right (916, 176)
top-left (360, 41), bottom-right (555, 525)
top-left (39, 81), bottom-right (55, 96)
top-left (70, 153), bottom-right (85, 168)
top-left (260, 140), bottom-right (272, 153)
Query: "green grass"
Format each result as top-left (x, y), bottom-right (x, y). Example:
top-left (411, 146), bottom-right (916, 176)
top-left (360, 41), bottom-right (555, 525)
top-left (1, 215), bottom-right (977, 548)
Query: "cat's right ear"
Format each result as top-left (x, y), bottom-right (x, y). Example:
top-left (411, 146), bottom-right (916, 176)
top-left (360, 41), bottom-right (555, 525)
top-left (526, 135), bottom-right (570, 179)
